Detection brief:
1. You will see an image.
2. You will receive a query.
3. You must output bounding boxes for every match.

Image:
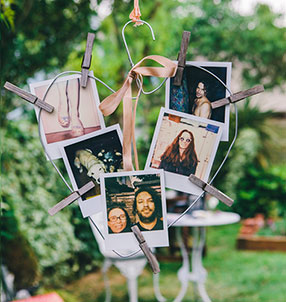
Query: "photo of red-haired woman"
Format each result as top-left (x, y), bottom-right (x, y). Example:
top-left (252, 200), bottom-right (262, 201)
top-left (146, 108), bottom-right (222, 195)
top-left (159, 129), bottom-right (198, 176)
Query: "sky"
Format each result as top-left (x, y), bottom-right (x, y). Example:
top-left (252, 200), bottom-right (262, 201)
top-left (232, 0), bottom-right (286, 25)
top-left (233, 0), bottom-right (286, 14)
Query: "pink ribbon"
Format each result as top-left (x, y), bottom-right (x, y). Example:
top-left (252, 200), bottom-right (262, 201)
top-left (99, 55), bottom-right (177, 171)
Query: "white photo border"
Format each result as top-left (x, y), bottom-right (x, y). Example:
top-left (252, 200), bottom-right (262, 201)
top-left (165, 61), bottom-right (232, 141)
top-left (29, 71), bottom-right (105, 160)
top-left (100, 169), bottom-right (169, 251)
top-left (59, 124), bottom-right (123, 218)
top-left (145, 107), bottom-right (223, 195)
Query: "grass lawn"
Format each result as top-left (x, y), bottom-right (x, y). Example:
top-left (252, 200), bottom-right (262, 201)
top-left (41, 223), bottom-right (286, 302)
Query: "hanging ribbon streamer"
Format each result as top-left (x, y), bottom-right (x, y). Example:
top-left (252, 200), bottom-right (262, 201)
top-left (129, 0), bottom-right (142, 26)
top-left (99, 55), bottom-right (177, 171)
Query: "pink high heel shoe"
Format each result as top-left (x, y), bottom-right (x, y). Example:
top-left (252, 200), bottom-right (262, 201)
top-left (70, 79), bottom-right (84, 137)
top-left (71, 117), bottom-right (84, 137)
top-left (57, 82), bottom-right (70, 128)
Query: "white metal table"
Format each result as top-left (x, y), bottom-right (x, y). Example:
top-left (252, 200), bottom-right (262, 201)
top-left (164, 211), bottom-right (240, 302)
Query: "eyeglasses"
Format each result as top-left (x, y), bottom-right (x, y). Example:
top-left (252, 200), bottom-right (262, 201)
top-left (109, 214), bottom-right (126, 222)
top-left (179, 137), bottom-right (191, 143)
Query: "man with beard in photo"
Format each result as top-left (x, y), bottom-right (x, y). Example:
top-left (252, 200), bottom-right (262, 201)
top-left (133, 186), bottom-right (163, 231)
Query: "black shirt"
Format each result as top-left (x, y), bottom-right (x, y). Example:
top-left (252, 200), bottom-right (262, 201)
top-left (135, 218), bottom-right (163, 231)
top-left (159, 159), bottom-right (197, 176)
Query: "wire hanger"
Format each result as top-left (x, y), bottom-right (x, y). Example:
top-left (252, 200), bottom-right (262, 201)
top-left (121, 19), bottom-right (168, 95)
top-left (122, 19), bottom-right (155, 67)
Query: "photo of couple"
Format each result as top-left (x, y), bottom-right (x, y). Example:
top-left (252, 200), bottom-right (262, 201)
top-left (101, 170), bottom-right (168, 250)
top-left (107, 185), bottom-right (163, 234)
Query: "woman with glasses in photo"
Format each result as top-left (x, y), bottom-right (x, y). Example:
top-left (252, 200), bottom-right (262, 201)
top-left (107, 203), bottom-right (131, 234)
top-left (159, 129), bottom-right (198, 176)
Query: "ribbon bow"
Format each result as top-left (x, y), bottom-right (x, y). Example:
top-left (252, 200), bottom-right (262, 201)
top-left (99, 55), bottom-right (177, 171)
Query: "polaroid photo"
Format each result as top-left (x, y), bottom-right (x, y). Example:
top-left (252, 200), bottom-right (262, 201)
top-left (145, 108), bottom-right (222, 195)
top-left (165, 61), bottom-right (231, 141)
top-left (60, 125), bottom-right (123, 217)
top-left (29, 72), bottom-right (105, 160)
top-left (100, 170), bottom-right (168, 251)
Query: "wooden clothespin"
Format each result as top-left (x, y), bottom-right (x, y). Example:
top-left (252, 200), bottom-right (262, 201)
top-left (211, 85), bottom-right (264, 109)
top-left (131, 225), bottom-right (160, 274)
top-left (173, 31), bottom-right (191, 86)
top-left (48, 181), bottom-right (95, 216)
top-left (81, 32), bottom-right (95, 88)
top-left (4, 81), bottom-right (54, 113)
top-left (189, 174), bottom-right (234, 207)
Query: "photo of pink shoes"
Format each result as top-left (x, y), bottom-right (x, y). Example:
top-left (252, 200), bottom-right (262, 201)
top-left (29, 74), bottom-right (104, 159)
top-left (57, 78), bottom-right (84, 137)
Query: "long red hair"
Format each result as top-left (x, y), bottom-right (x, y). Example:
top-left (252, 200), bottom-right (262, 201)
top-left (160, 129), bottom-right (198, 169)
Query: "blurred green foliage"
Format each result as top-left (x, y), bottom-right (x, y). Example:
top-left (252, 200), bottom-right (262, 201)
top-left (1, 117), bottom-right (101, 286)
top-left (213, 102), bottom-right (286, 218)
top-left (0, 0), bottom-right (15, 29)
top-left (222, 127), bottom-right (261, 200)
top-left (230, 163), bottom-right (286, 219)
top-left (3, 230), bottom-right (40, 290)
top-left (1, 0), bottom-right (286, 288)
top-left (0, 0), bottom-right (102, 121)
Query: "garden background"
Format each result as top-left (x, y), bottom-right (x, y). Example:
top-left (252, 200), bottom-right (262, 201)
top-left (1, 0), bottom-right (286, 301)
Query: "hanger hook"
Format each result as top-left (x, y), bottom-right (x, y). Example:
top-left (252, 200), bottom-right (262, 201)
top-left (122, 19), bottom-right (155, 67)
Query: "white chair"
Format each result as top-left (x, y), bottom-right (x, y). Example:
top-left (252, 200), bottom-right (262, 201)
top-left (89, 212), bottom-right (147, 302)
